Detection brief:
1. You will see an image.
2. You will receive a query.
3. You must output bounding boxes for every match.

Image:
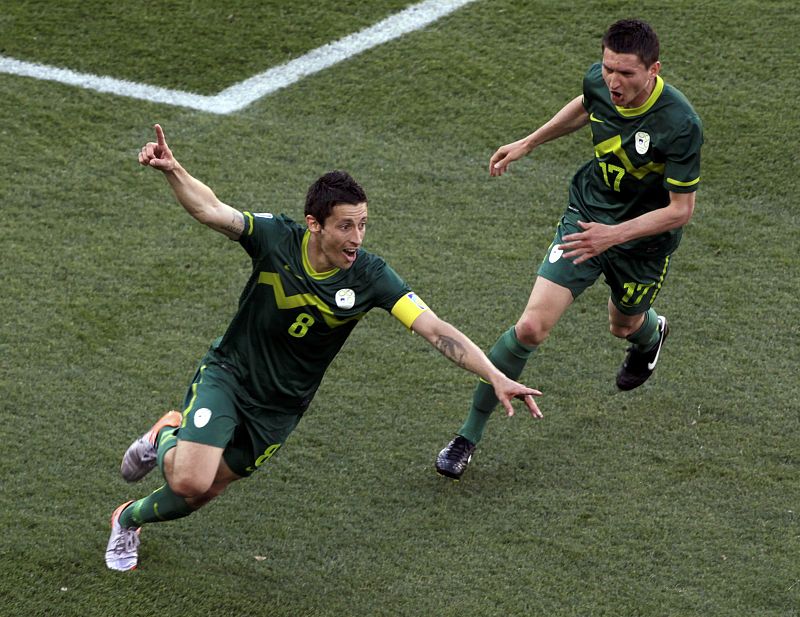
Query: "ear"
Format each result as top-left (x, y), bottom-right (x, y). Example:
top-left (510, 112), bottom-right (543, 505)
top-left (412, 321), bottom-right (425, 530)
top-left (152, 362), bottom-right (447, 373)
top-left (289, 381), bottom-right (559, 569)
top-left (649, 60), bottom-right (662, 78)
top-left (306, 214), bottom-right (321, 232)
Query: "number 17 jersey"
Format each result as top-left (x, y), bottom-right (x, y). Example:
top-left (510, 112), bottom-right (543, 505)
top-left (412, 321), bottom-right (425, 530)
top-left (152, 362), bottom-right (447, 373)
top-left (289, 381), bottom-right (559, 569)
top-left (569, 62), bottom-right (704, 257)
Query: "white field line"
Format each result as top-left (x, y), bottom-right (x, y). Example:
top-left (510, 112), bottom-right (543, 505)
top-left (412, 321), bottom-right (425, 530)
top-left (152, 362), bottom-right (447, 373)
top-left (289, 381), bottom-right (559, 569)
top-left (0, 0), bottom-right (477, 115)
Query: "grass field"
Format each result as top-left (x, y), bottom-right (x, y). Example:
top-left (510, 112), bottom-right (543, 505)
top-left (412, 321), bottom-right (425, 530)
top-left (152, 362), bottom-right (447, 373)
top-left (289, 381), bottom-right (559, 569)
top-left (2, 1), bottom-right (799, 615)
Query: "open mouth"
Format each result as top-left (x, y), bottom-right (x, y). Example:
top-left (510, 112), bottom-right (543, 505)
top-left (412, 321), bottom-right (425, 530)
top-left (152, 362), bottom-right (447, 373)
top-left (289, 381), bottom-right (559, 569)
top-left (343, 248), bottom-right (358, 263)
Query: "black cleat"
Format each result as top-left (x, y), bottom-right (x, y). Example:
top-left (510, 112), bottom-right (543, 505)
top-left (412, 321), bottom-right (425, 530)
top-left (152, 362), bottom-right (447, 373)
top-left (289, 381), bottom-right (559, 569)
top-left (435, 435), bottom-right (476, 480)
top-left (616, 315), bottom-right (670, 391)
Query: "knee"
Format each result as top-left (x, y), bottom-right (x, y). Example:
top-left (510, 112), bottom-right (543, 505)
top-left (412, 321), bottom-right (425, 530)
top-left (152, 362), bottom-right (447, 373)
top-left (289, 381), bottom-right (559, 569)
top-left (170, 474), bottom-right (233, 509)
top-left (608, 316), bottom-right (642, 339)
top-left (168, 473), bottom-right (214, 499)
top-left (608, 322), bottom-right (633, 339)
top-left (514, 316), bottom-right (551, 347)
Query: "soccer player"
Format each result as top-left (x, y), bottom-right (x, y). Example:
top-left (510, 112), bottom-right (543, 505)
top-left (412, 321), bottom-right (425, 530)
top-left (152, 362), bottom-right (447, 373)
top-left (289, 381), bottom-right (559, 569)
top-left (435, 19), bottom-right (703, 479)
top-left (105, 124), bottom-right (543, 571)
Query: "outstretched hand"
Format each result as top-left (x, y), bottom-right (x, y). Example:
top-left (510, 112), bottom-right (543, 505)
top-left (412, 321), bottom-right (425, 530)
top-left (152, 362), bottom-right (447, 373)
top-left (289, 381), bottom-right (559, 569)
top-left (489, 140), bottom-right (531, 177)
top-left (493, 376), bottom-right (543, 419)
top-left (138, 124), bottom-right (176, 171)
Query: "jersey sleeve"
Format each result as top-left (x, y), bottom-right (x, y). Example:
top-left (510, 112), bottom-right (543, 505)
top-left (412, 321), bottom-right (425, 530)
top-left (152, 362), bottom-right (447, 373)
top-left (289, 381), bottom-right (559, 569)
top-left (663, 114), bottom-right (704, 193)
top-left (363, 258), bottom-right (428, 329)
top-left (238, 211), bottom-right (279, 259)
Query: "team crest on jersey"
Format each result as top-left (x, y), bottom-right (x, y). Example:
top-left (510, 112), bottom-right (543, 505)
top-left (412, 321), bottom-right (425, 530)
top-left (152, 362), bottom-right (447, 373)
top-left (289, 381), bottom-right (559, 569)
top-left (335, 288), bottom-right (356, 309)
top-left (253, 212), bottom-right (274, 219)
top-left (635, 131), bottom-right (651, 155)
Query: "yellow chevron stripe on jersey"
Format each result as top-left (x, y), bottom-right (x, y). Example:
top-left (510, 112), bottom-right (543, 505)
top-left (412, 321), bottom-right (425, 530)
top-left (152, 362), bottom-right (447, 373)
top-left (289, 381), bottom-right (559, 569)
top-left (391, 292), bottom-right (429, 330)
top-left (666, 176), bottom-right (700, 187)
top-left (594, 135), bottom-right (665, 180)
top-left (257, 272), bottom-right (363, 328)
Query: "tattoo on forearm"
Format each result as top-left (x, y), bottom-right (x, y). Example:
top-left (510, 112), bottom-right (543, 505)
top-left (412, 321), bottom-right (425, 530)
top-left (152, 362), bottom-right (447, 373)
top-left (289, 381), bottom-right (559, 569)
top-left (220, 212), bottom-right (244, 235)
top-left (436, 336), bottom-right (467, 369)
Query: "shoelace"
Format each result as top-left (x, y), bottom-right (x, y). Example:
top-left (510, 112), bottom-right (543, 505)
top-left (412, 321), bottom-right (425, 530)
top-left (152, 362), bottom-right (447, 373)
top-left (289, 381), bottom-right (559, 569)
top-left (138, 445), bottom-right (157, 463)
top-left (444, 439), bottom-right (471, 461)
top-left (111, 528), bottom-right (139, 555)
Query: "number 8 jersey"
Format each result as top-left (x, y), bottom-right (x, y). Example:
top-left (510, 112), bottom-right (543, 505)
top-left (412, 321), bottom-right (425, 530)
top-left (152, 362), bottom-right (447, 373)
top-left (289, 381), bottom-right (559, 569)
top-left (206, 212), bottom-right (426, 410)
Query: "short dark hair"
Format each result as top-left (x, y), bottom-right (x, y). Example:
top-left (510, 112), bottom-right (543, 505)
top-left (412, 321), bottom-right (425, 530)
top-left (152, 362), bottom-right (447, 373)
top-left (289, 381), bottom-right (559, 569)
top-left (602, 19), bottom-right (660, 67)
top-left (304, 170), bottom-right (367, 226)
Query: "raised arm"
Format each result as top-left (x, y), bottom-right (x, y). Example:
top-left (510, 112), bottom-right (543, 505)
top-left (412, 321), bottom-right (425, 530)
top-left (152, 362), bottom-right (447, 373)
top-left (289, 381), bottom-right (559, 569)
top-left (138, 124), bottom-right (244, 240)
top-left (490, 94), bottom-right (589, 176)
top-left (410, 310), bottom-right (542, 418)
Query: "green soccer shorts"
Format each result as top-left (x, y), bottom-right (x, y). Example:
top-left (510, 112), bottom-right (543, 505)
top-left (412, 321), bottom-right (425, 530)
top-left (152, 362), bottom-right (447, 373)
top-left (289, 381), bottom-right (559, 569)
top-left (537, 213), bottom-right (673, 316)
top-left (176, 358), bottom-right (303, 477)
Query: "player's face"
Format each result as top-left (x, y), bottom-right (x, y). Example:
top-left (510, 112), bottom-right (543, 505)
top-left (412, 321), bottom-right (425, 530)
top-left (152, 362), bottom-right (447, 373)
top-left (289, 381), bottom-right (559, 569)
top-left (601, 48), bottom-right (660, 108)
top-left (306, 202), bottom-right (368, 271)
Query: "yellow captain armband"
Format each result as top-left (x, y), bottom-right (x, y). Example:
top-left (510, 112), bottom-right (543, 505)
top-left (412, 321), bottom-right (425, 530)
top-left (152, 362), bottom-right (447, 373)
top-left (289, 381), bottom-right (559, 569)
top-left (391, 292), bottom-right (430, 330)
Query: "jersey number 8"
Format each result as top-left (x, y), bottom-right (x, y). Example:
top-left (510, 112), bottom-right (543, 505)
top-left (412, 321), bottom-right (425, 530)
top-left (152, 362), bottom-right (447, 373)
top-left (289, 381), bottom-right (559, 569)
top-left (289, 312), bottom-right (315, 338)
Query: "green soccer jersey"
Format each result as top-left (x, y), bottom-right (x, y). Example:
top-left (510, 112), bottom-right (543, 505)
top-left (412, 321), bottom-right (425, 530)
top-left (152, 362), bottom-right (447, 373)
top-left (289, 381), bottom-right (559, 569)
top-left (206, 212), bottom-right (417, 409)
top-left (568, 62), bottom-right (704, 256)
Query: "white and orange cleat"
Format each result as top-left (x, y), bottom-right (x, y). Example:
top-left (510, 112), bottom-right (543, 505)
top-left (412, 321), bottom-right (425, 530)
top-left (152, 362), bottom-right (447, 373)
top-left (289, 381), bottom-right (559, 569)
top-left (105, 501), bottom-right (140, 571)
top-left (120, 410), bottom-right (181, 482)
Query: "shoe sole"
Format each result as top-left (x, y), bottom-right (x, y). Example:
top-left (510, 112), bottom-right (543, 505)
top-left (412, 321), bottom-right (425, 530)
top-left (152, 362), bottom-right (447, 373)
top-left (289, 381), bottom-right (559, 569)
top-left (435, 466), bottom-right (463, 481)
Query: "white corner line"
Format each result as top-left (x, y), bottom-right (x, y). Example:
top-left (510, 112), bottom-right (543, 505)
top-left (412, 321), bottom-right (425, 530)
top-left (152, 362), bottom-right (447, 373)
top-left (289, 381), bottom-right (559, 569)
top-left (0, 0), bottom-right (477, 115)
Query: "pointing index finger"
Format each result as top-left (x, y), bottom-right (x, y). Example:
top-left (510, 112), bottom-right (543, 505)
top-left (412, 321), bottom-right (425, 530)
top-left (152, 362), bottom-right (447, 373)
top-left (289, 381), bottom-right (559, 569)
top-left (154, 123), bottom-right (166, 146)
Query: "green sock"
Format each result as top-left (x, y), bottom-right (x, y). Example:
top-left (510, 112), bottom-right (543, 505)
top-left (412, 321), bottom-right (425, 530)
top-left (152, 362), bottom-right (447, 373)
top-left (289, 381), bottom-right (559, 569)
top-left (119, 483), bottom-right (194, 528)
top-left (458, 326), bottom-right (536, 444)
top-left (627, 308), bottom-right (660, 351)
top-left (156, 426), bottom-right (179, 475)
top-left (117, 426), bottom-right (191, 529)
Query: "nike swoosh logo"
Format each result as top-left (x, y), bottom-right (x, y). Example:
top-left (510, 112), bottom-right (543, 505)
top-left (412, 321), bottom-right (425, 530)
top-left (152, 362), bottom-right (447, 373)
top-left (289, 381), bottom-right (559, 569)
top-left (589, 113), bottom-right (604, 123)
top-left (647, 316), bottom-right (667, 370)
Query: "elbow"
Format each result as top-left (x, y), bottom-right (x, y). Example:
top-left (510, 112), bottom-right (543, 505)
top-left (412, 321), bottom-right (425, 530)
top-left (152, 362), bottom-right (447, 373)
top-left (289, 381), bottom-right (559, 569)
top-left (676, 204), bottom-right (695, 228)
top-left (672, 211), bottom-right (693, 230)
top-left (663, 203), bottom-right (694, 231)
top-left (668, 192), bottom-right (696, 229)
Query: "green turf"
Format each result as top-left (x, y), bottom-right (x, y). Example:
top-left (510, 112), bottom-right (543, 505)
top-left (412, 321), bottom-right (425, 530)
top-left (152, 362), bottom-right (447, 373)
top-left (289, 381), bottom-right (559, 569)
top-left (1, 0), bottom-right (412, 93)
top-left (2, 1), bottom-right (799, 615)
